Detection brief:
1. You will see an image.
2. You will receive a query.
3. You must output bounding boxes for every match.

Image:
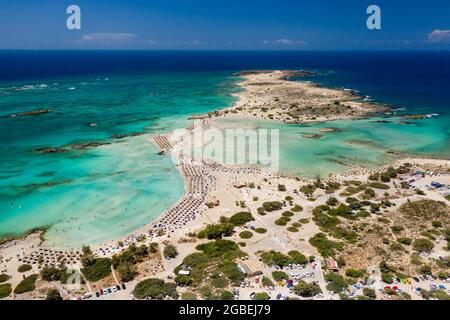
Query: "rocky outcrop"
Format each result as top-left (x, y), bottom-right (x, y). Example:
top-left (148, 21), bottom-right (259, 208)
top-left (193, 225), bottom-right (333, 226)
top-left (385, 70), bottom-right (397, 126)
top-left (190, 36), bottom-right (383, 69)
top-left (9, 109), bottom-right (51, 117)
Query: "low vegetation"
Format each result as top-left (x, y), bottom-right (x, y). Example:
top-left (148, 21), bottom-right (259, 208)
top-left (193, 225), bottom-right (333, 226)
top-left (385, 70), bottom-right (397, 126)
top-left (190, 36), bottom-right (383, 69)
top-left (0, 274), bottom-right (10, 283)
top-left (293, 280), bottom-right (322, 297)
top-left (239, 231), bottom-right (253, 239)
top-left (133, 278), bottom-right (178, 300)
top-left (262, 201), bottom-right (284, 212)
top-left (197, 223), bottom-right (234, 239)
top-left (309, 233), bottom-right (343, 258)
top-left (228, 212), bottom-right (254, 226)
top-left (46, 289), bottom-right (63, 300)
top-left (112, 243), bottom-right (150, 282)
top-left (17, 264), bottom-right (32, 273)
top-left (163, 244), bottom-right (178, 259)
top-left (79, 246), bottom-right (112, 282)
top-left (14, 274), bottom-right (38, 294)
top-left (173, 240), bottom-right (246, 293)
top-left (0, 283), bottom-right (12, 299)
top-left (260, 250), bottom-right (307, 267)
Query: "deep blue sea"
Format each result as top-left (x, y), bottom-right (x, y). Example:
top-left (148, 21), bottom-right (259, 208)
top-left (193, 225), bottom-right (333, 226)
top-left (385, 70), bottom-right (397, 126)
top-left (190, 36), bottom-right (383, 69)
top-left (0, 51), bottom-right (449, 248)
top-left (1, 50), bottom-right (449, 111)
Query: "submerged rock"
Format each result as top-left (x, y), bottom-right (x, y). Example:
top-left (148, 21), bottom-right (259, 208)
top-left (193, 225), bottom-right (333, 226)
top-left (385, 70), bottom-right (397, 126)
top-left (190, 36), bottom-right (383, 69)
top-left (303, 134), bottom-right (322, 139)
top-left (402, 114), bottom-right (427, 120)
top-left (70, 141), bottom-right (111, 150)
top-left (17, 179), bottom-right (72, 191)
top-left (34, 147), bottom-right (68, 154)
top-left (9, 109), bottom-right (51, 117)
top-left (319, 127), bottom-right (338, 133)
top-left (112, 132), bottom-right (145, 139)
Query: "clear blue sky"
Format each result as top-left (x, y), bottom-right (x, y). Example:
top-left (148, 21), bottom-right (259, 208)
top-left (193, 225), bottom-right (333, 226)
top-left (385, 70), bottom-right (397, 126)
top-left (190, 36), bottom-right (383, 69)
top-left (1, 0), bottom-right (449, 50)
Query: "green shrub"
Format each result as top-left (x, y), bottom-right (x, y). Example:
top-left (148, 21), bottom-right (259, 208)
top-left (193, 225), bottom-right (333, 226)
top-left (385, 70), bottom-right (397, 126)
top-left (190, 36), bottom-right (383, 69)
top-left (220, 290), bottom-right (234, 300)
top-left (197, 223), bottom-right (235, 239)
top-left (390, 225), bottom-right (404, 233)
top-left (397, 237), bottom-right (412, 245)
top-left (288, 251), bottom-right (308, 264)
top-left (287, 227), bottom-right (299, 232)
top-left (262, 276), bottom-right (274, 287)
top-left (413, 238), bottom-right (434, 252)
top-left (300, 185), bottom-right (316, 195)
top-left (181, 291), bottom-right (197, 300)
top-left (181, 252), bottom-right (209, 269)
top-left (41, 266), bottom-right (62, 281)
top-left (381, 273), bottom-right (394, 284)
top-left (14, 274), bottom-right (38, 294)
top-left (260, 251), bottom-right (292, 267)
top-left (196, 239), bottom-right (242, 259)
top-left (274, 218), bottom-right (288, 226)
top-left (431, 220), bottom-right (443, 228)
top-left (345, 268), bottom-right (365, 278)
top-left (46, 289), bottom-right (62, 300)
top-left (419, 265), bottom-right (432, 275)
top-left (219, 260), bottom-right (245, 285)
top-left (0, 274), bottom-right (10, 284)
top-left (272, 271), bottom-right (289, 281)
top-left (239, 231), bottom-right (253, 239)
top-left (379, 260), bottom-right (396, 274)
top-left (133, 278), bottom-right (178, 300)
top-left (293, 281), bottom-right (322, 297)
top-left (17, 264), bottom-right (32, 273)
top-left (0, 283), bottom-right (12, 299)
top-left (228, 212), bottom-right (254, 226)
top-left (117, 263), bottom-right (137, 282)
top-left (257, 207), bottom-right (266, 215)
top-left (253, 292), bottom-right (270, 300)
top-left (326, 197), bottom-right (339, 206)
top-left (163, 244), bottom-right (178, 259)
top-left (175, 274), bottom-right (193, 287)
top-left (81, 258), bottom-right (112, 282)
top-left (309, 233), bottom-right (343, 257)
top-left (325, 273), bottom-right (348, 293)
top-left (368, 182), bottom-right (390, 190)
top-left (255, 228), bottom-right (267, 234)
top-left (262, 201), bottom-right (284, 212)
top-left (363, 287), bottom-right (376, 299)
top-left (291, 204), bottom-right (303, 212)
top-left (282, 211), bottom-right (294, 217)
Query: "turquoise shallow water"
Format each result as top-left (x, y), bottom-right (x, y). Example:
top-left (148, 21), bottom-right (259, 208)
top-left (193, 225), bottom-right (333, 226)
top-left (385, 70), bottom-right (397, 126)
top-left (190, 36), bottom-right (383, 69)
top-left (0, 72), bottom-right (239, 248)
top-left (0, 68), bottom-right (449, 248)
top-left (213, 115), bottom-right (450, 178)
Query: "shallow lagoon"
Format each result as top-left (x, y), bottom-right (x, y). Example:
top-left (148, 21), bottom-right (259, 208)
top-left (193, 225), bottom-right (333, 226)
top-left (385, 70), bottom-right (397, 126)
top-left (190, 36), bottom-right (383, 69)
top-left (213, 115), bottom-right (450, 178)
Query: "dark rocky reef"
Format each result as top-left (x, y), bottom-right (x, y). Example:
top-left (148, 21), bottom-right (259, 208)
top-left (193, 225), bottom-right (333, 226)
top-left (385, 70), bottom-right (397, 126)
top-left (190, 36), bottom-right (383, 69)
top-left (34, 147), bottom-right (68, 154)
top-left (302, 134), bottom-right (322, 139)
top-left (112, 132), bottom-right (145, 139)
top-left (402, 114), bottom-right (428, 120)
top-left (9, 109), bottom-right (51, 117)
top-left (70, 141), bottom-right (111, 150)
